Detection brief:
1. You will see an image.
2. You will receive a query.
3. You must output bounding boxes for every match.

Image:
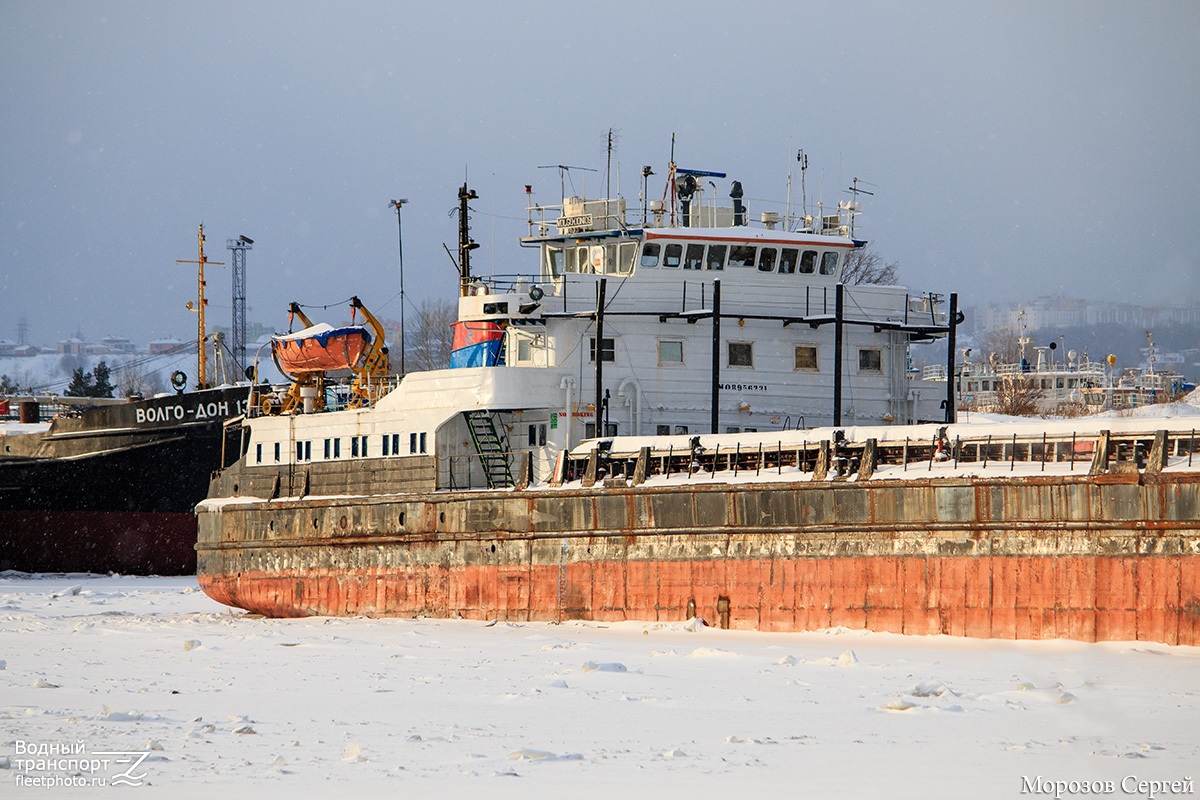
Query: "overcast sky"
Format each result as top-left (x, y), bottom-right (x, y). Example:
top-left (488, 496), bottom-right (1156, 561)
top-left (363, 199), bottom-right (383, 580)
top-left (2, 1), bottom-right (1197, 347)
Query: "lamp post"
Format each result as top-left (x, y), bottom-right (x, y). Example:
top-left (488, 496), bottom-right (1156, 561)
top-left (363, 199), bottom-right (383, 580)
top-left (389, 198), bottom-right (409, 374)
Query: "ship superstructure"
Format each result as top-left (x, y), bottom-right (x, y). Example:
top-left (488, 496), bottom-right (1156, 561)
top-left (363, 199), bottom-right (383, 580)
top-left (233, 159), bottom-right (955, 495)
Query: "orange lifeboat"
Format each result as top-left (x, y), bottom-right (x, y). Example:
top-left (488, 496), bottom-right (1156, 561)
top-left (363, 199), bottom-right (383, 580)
top-left (272, 323), bottom-right (371, 375)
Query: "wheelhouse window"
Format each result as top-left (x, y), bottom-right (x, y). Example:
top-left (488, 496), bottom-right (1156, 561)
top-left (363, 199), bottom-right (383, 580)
top-left (545, 246), bottom-right (564, 277)
top-left (795, 345), bottom-right (818, 371)
top-left (799, 250), bottom-right (818, 274)
top-left (778, 248), bottom-right (799, 274)
top-left (728, 341), bottom-right (753, 368)
top-left (756, 247), bottom-right (778, 272)
top-left (728, 245), bottom-right (756, 268)
top-left (858, 347), bottom-right (883, 373)
top-left (640, 242), bottom-right (661, 267)
top-left (820, 251), bottom-right (840, 275)
top-left (683, 243), bottom-right (704, 270)
top-left (663, 242), bottom-right (682, 268)
top-left (589, 337), bottom-right (615, 363)
top-left (617, 242), bottom-right (636, 274)
top-left (658, 340), bottom-right (684, 365)
top-left (705, 244), bottom-right (726, 270)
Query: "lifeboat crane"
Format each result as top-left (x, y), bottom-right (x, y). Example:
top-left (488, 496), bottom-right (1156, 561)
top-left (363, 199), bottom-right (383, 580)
top-left (258, 296), bottom-right (390, 415)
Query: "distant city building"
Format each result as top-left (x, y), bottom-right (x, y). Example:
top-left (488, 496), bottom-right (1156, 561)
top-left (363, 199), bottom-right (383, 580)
top-left (56, 337), bottom-right (88, 356)
top-left (148, 337), bottom-right (187, 354)
top-left (0, 339), bottom-right (16, 357)
top-left (968, 296), bottom-right (1200, 333)
top-left (100, 336), bottom-right (138, 354)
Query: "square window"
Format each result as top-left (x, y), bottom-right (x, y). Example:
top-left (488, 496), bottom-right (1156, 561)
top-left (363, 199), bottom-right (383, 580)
top-left (639, 242), bottom-right (661, 267)
top-left (728, 245), bottom-right (756, 267)
top-left (656, 424), bottom-right (671, 436)
top-left (756, 248), bottom-right (778, 272)
top-left (705, 245), bottom-right (726, 271)
top-left (673, 425), bottom-right (689, 435)
top-left (617, 242), bottom-right (636, 274)
top-left (858, 348), bottom-right (883, 373)
top-left (658, 340), bottom-right (684, 365)
top-left (683, 243), bottom-right (704, 270)
top-left (663, 243), bottom-right (682, 268)
top-left (795, 345), bottom-right (818, 371)
top-left (799, 250), bottom-right (817, 274)
top-left (589, 337), bottom-right (615, 363)
top-left (820, 251), bottom-right (840, 275)
top-left (728, 342), bottom-right (753, 368)
top-left (779, 248), bottom-right (798, 274)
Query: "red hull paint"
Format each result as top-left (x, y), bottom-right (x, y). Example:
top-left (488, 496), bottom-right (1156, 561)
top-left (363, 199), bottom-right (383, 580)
top-left (198, 553), bottom-right (1200, 645)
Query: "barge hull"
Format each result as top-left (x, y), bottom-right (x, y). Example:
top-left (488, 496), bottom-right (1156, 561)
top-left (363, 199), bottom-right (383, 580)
top-left (196, 474), bottom-right (1200, 645)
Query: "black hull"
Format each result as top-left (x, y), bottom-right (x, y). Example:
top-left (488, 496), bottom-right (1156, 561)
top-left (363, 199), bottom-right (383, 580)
top-left (0, 387), bottom-right (248, 574)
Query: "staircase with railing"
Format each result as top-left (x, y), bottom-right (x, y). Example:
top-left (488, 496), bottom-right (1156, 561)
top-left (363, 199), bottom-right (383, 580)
top-left (463, 410), bottom-right (514, 488)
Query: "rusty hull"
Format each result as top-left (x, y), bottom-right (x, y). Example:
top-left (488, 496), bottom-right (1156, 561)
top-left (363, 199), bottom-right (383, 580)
top-left (196, 473), bottom-right (1200, 645)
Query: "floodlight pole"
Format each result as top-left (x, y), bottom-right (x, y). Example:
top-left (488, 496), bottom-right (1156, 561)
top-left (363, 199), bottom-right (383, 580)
top-left (389, 198), bottom-right (409, 374)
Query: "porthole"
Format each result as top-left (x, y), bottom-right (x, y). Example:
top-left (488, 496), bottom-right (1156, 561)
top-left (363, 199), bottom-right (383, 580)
top-left (339, 515), bottom-right (348, 530)
top-left (439, 512), bottom-right (445, 523)
top-left (399, 512), bottom-right (406, 526)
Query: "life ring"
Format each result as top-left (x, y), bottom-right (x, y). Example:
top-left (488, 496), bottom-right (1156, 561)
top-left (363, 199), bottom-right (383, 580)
top-left (529, 285), bottom-right (544, 301)
top-left (170, 370), bottom-right (187, 391)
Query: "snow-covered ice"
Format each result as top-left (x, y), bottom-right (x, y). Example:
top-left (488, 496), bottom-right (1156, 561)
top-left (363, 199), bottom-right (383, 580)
top-left (0, 574), bottom-right (1197, 798)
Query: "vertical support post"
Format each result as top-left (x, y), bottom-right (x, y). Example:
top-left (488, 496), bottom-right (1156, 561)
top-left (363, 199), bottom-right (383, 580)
top-left (711, 279), bottom-right (721, 434)
top-left (833, 283), bottom-right (844, 427)
top-left (945, 292), bottom-right (959, 424)
top-left (594, 278), bottom-right (607, 437)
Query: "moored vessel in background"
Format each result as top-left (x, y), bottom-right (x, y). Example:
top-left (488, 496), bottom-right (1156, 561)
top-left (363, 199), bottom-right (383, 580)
top-left (0, 225), bottom-right (251, 575)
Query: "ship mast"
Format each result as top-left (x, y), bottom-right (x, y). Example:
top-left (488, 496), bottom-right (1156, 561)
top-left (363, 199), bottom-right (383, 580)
top-left (176, 224), bottom-right (225, 389)
top-left (458, 183), bottom-right (479, 297)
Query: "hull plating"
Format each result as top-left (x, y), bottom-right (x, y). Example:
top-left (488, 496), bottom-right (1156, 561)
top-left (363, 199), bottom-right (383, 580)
top-left (196, 473), bottom-right (1200, 645)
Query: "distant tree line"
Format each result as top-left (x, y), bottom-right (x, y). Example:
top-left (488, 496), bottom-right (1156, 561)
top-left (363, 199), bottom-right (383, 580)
top-left (64, 361), bottom-right (115, 398)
